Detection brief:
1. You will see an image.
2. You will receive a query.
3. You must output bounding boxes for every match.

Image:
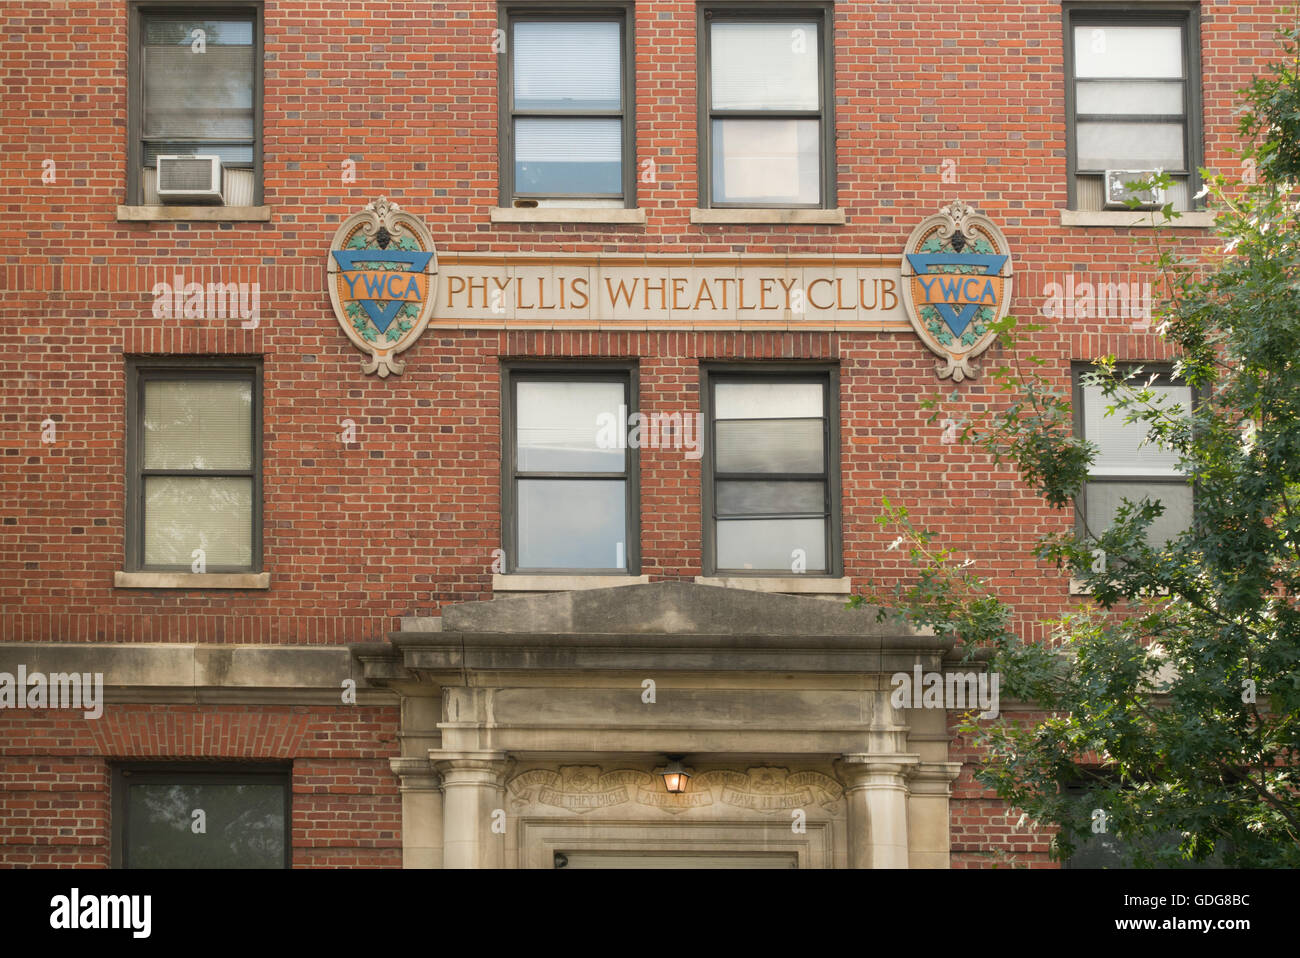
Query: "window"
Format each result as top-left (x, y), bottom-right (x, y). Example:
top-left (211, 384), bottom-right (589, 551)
top-left (502, 367), bottom-right (639, 573)
top-left (699, 5), bottom-right (835, 209)
top-left (499, 7), bottom-right (634, 208)
top-left (125, 359), bottom-right (263, 573)
top-left (1064, 6), bottom-right (1202, 211)
top-left (1073, 365), bottom-right (1193, 556)
top-left (1060, 779), bottom-right (1226, 868)
top-left (127, 3), bottom-right (263, 206)
top-left (702, 368), bottom-right (839, 575)
top-left (113, 765), bottom-right (290, 868)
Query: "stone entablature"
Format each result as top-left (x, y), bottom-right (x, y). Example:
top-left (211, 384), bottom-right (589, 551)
top-left (506, 765), bottom-right (844, 817)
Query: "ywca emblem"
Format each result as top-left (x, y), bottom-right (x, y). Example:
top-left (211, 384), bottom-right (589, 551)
top-left (327, 197), bottom-right (439, 377)
top-left (900, 199), bottom-right (1014, 381)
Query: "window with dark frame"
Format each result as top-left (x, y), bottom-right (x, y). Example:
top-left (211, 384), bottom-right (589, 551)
top-left (1073, 365), bottom-right (1193, 561)
top-left (499, 6), bottom-right (634, 208)
top-left (113, 765), bottom-right (290, 869)
top-left (699, 4), bottom-right (835, 209)
top-left (1064, 5), bottom-right (1202, 212)
top-left (127, 2), bottom-right (263, 206)
top-left (125, 359), bottom-right (262, 573)
top-left (703, 369), bottom-right (839, 576)
top-left (1059, 778), bottom-right (1227, 868)
top-left (502, 367), bottom-right (639, 573)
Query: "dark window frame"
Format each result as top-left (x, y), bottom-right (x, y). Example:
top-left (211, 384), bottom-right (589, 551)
top-left (497, 2), bottom-right (637, 208)
top-left (500, 362), bottom-right (641, 575)
top-left (127, 0), bottom-right (265, 206)
top-left (125, 356), bottom-right (264, 574)
top-left (111, 763), bottom-right (291, 869)
top-left (701, 364), bottom-right (842, 577)
top-left (1062, 3), bottom-right (1204, 211)
top-left (697, 2), bottom-right (837, 210)
top-left (1059, 773), bottom-right (1228, 869)
top-left (1071, 362), bottom-right (1195, 546)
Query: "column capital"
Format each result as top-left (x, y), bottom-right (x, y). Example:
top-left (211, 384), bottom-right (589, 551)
top-left (834, 753), bottom-right (920, 790)
top-left (907, 761), bottom-right (963, 796)
top-left (389, 756), bottom-right (441, 792)
top-left (431, 749), bottom-right (514, 786)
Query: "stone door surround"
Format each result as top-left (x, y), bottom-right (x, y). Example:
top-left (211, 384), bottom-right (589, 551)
top-left (355, 582), bottom-right (963, 868)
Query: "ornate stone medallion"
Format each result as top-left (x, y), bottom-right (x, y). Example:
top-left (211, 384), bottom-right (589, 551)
top-left (327, 197), bottom-right (439, 377)
top-left (900, 199), bottom-right (1015, 381)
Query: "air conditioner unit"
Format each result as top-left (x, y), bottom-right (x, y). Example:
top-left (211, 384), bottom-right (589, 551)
top-left (1104, 169), bottom-right (1166, 210)
top-left (156, 155), bottom-right (224, 204)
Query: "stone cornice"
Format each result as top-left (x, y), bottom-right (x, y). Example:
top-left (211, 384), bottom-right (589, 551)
top-left (0, 642), bottom-right (393, 705)
top-left (371, 630), bottom-right (954, 680)
top-left (354, 582), bottom-right (949, 683)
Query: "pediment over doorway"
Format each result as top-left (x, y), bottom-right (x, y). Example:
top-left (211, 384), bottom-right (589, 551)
top-left (443, 581), bottom-right (915, 639)
top-left (357, 582), bottom-right (952, 680)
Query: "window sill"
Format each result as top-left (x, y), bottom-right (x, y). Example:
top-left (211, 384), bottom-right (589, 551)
top-left (490, 207), bottom-right (647, 225)
top-left (493, 573), bottom-right (652, 592)
top-left (690, 208), bottom-right (846, 226)
top-left (694, 575), bottom-right (852, 595)
top-left (115, 571), bottom-right (270, 590)
top-left (1059, 209), bottom-right (1215, 229)
top-left (116, 205), bottom-right (272, 223)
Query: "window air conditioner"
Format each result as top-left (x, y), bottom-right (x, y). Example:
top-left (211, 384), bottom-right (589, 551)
top-left (1103, 169), bottom-right (1166, 210)
top-left (156, 155), bottom-right (225, 204)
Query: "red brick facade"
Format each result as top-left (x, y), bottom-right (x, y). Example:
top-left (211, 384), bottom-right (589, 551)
top-left (0, 0), bottom-right (1284, 868)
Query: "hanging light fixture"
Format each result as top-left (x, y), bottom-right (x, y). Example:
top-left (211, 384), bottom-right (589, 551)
top-left (662, 757), bottom-right (690, 794)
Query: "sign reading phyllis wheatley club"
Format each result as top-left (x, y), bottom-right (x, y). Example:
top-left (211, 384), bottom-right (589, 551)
top-left (327, 198), bottom-right (1014, 379)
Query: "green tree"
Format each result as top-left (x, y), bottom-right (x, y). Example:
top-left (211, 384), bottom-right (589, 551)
top-left (862, 21), bottom-right (1300, 867)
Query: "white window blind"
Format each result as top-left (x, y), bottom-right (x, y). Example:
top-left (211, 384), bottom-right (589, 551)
top-left (1073, 26), bottom-right (1183, 79)
top-left (514, 20), bottom-right (621, 110)
top-left (514, 119), bottom-right (621, 162)
top-left (516, 380), bottom-right (625, 472)
top-left (715, 381), bottom-right (823, 419)
top-left (711, 21), bottom-right (820, 111)
top-left (144, 476), bottom-right (253, 567)
top-left (143, 18), bottom-right (254, 140)
top-left (143, 380), bottom-right (252, 471)
top-left (1083, 383), bottom-right (1190, 476)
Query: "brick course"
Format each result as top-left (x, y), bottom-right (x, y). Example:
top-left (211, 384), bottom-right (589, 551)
top-left (0, 0), bottom-right (1283, 867)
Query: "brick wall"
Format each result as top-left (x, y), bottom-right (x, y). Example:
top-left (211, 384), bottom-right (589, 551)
top-left (947, 712), bottom-right (1058, 869)
top-left (0, 0), bottom-right (1285, 866)
top-left (0, 705), bottom-right (400, 867)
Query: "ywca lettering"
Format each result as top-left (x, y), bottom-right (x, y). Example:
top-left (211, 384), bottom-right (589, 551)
top-left (339, 269), bottom-right (427, 302)
top-left (914, 274), bottom-right (1001, 306)
top-left (50, 889), bottom-right (151, 939)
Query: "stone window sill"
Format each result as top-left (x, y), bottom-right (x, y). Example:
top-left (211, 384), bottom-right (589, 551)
top-left (690, 208), bottom-right (846, 226)
top-left (117, 205), bottom-right (272, 222)
top-left (694, 575), bottom-right (852, 595)
top-left (1059, 209), bottom-right (1215, 229)
top-left (115, 571), bottom-right (270, 589)
top-left (490, 208), bottom-right (647, 225)
top-left (493, 573), bottom-right (652, 592)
